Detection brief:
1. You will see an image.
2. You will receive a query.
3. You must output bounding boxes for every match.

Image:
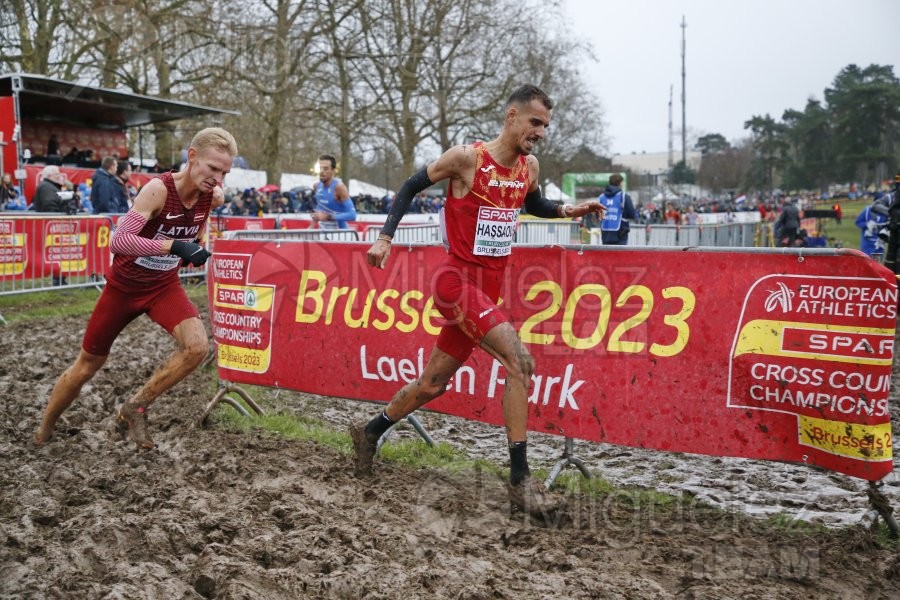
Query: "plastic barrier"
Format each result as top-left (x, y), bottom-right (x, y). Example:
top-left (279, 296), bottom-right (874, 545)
top-left (0, 213), bottom-right (214, 302)
top-left (223, 229), bottom-right (360, 242)
top-left (208, 241), bottom-right (895, 482)
top-left (515, 220), bottom-right (581, 245)
top-left (593, 222), bottom-right (766, 247)
top-left (0, 213), bottom-right (113, 295)
top-left (362, 224), bottom-right (442, 244)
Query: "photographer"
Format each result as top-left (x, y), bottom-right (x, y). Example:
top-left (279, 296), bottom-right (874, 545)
top-left (31, 165), bottom-right (70, 212)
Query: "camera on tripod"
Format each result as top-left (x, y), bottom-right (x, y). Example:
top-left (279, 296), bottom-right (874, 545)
top-left (57, 190), bottom-right (78, 215)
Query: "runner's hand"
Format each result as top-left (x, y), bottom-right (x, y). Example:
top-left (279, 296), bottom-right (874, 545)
top-left (366, 239), bottom-right (391, 269)
top-left (171, 240), bottom-right (212, 266)
top-left (574, 201), bottom-right (605, 217)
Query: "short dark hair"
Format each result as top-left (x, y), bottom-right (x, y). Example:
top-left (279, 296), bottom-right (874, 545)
top-left (609, 173), bottom-right (623, 187)
top-left (116, 160), bottom-right (131, 176)
top-left (318, 154), bottom-right (337, 169)
top-left (506, 85), bottom-right (553, 111)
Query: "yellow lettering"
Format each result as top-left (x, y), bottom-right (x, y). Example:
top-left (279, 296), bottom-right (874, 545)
top-left (650, 286), bottom-right (695, 357)
top-left (345, 289), bottom-right (375, 329)
top-left (325, 286), bottom-right (350, 325)
top-left (96, 225), bottom-right (110, 248)
top-left (372, 289), bottom-right (399, 331)
top-left (422, 296), bottom-right (442, 336)
top-left (608, 285), bottom-right (652, 353)
top-left (562, 284), bottom-right (611, 350)
top-left (295, 270), bottom-right (327, 324)
top-left (520, 280), bottom-right (562, 346)
top-left (397, 290), bottom-right (423, 333)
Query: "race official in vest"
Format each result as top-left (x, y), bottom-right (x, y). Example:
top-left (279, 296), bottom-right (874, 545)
top-left (310, 154), bottom-right (356, 229)
top-left (598, 173), bottom-right (637, 245)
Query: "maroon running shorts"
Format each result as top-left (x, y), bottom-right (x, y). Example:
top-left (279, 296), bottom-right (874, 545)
top-left (81, 279), bottom-right (200, 356)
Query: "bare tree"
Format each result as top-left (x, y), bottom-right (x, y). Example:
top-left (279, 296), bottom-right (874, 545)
top-left (302, 0), bottom-right (367, 182)
top-left (350, 0), bottom-right (439, 175)
top-left (2, 0), bottom-right (67, 73)
top-left (419, 0), bottom-right (523, 151)
top-left (209, 0), bottom-right (334, 184)
top-left (1, 0), bottom-right (609, 190)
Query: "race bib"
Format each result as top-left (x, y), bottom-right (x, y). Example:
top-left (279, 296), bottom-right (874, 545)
top-left (473, 206), bottom-right (519, 257)
top-left (135, 254), bottom-right (182, 271)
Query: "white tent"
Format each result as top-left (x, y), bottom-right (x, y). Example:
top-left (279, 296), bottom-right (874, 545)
top-left (279, 173), bottom-right (389, 197)
top-left (652, 189), bottom-right (680, 202)
top-left (224, 167), bottom-right (267, 191)
top-left (280, 173), bottom-right (318, 191)
top-left (544, 181), bottom-right (572, 202)
top-left (348, 179), bottom-right (389, 198)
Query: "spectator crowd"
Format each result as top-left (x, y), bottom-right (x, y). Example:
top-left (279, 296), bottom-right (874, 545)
top-left (217, 187), bottom-right (444, 217)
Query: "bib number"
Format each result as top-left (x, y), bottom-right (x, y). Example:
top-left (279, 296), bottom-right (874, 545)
top-left (473, 206), bottom-right (518, 257)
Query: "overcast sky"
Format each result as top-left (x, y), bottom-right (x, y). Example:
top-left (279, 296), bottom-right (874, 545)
top-left (562, 0), bottom-right (900, 156)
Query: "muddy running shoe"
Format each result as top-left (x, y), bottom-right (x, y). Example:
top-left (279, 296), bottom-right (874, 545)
top-left (115, 403), bottom-right (157, 450)
top-left (506, 477), bottom-right (566, 518)
top-left (349, 422), bottom-right (377, 478)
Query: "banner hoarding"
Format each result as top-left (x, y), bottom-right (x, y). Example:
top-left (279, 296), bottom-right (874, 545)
top-left (209, 241), bottom-right (895, 481)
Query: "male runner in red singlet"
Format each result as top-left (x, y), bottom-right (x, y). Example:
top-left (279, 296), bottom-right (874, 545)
top-left (352, 85), bottom-right (605, 515)
top-left (34, 128), bottom-right (236, 449)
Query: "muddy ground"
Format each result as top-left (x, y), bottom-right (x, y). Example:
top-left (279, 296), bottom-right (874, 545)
top-left (1, 288), bottom-right (898, 599)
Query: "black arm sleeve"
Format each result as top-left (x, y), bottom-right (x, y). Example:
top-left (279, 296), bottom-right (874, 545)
top-left (380, 168), bottom-right (434, 238)
top-left (524, 188), bottom-right (561, 218)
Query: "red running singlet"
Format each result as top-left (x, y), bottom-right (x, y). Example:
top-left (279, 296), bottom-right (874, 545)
top-left (107, 171), bottom-right (213, 291)
top-left (440, 142), bottom-right (530, 271)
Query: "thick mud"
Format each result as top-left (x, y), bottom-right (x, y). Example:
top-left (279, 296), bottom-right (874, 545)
top-left (1, 289), bottom-right (898, 599)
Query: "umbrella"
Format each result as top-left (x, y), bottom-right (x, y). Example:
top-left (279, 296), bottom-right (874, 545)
top-left (258, 184), bottom-right (280, 193)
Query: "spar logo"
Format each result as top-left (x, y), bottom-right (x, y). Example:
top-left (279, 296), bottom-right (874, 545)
top-left (764, 282), bottom-right (793, 313)
top-left (217, 286), bottom-right (255, 307)
top-left (244, 289), bottom-right (257, 308)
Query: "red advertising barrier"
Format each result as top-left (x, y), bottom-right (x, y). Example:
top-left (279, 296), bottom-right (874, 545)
top-left (0, 215), bottom-right (112, 280)
top-left (277, 218), bottom-right (313, 230)
top-left (209, 216), bottom-right (278, 240)
top-left (208, 242), bottom-right (895, 481)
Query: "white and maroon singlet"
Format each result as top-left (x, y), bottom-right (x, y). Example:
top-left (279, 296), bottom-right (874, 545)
top-left (108, 171), bottom-right (213, 290)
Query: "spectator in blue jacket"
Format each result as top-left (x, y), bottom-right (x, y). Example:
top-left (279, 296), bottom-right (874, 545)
top-left (90, 156), bottom-right (119, 213)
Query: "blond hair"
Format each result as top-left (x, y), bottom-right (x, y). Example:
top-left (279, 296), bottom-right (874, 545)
top-left (190, 127), bottom-right (238, 157)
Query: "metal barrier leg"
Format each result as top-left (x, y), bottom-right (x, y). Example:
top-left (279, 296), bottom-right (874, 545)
top-left (545, 437), bottom-right (592, 489)
top-left (867, 481), bottom-right (899, 539)
top-left (377, 414), bottom-right (436, 451)
top-left (406, 414), bottom-right (435, 446)
top-left (198, 384), bottom-right (265, 427)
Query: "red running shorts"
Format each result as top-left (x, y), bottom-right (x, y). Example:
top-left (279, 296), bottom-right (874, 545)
top-left (81, 279), bottom-right (200, 356)
top-left (432, 257), bottom-right (508, 363)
